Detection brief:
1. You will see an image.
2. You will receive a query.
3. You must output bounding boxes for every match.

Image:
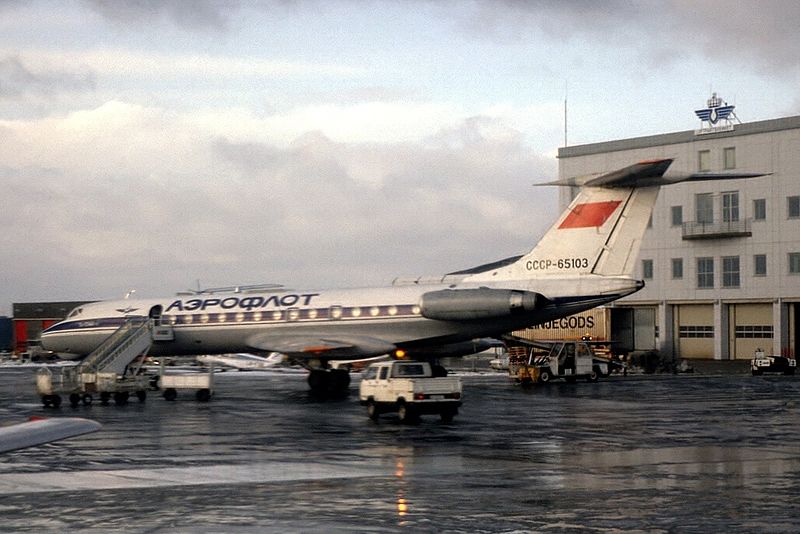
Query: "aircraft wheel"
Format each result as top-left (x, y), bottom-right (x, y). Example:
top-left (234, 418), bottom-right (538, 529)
top-left (100, 392), bottom-right (111, 405)
top-left (136, 390), bottom-right (147, 402)
top-left (69, 393), bottom-right (81, 407)
top-left (163, 388), bottom-right (177, 401)
top-left (329, 369), bottom-right (351, 392)
top-left (82, 394), bottom-right (93, 406)
top-left (366, 399), bottom-right (380, 421)
top-left (307, 370), bottom-right (329, 394)
top-left (196, 388), bottom-right (211, 402)
top-left (538, 370), bottom-right (551, 384)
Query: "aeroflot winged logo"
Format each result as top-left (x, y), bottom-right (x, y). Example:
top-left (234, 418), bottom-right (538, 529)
top-left (695, 92), bottom-right (735, 126)
top-left (559, 201), bottom-right (621, 229)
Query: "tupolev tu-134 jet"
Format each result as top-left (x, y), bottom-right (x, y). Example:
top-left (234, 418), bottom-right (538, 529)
top-left (41, 159), bottom-right (765, 394)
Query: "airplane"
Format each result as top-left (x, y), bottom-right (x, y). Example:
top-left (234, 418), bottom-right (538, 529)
top-left (40, 158), bottom-right (765, 394)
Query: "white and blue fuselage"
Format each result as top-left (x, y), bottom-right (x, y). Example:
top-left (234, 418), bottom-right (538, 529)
top-left (41, 275), bottom-right (641, 359)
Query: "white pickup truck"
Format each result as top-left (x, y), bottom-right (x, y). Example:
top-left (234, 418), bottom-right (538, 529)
top-left (359, 360), bottom-right (462, 423)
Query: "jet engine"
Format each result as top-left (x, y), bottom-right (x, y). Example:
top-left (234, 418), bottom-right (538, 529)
top-left (419, 288), bottom-right (544, 321)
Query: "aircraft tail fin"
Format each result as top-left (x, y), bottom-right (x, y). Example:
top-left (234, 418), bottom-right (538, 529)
top-left (464, 158), bottom-right (767, 282)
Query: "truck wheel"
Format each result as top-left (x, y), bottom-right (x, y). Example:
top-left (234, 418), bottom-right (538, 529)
top-left (69, 393), bottom-right (81, 407)
top-left (82, 394), bottom-right (93, 406)
top-left (163, 388), bottom-right (177, 401)
top-left (397, 401), bottom-right (417, 424)
top-left (41, 395), bottom-right (51, 408)
top-left (100, 392), bottom-right (111, 405)
top-left (538, 370), bottom-right (551, 384)
top-left (51, 395), bottom-right (62, 408)
top-left (440, 408), bottom-right (457, 423)
top-left (196, 388), bottom-right (211, 402)
top-left (136, 390), bottom-right (147, 402)
top-left (114, 392), bottom-right (129, 405)
top-left (587, 369), bottom-right (599, 383)
top-left (366, 399), bottom-right (380, 421)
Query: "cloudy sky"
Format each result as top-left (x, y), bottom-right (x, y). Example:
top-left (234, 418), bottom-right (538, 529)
top-left (1, 1), bottom-right (799, 313)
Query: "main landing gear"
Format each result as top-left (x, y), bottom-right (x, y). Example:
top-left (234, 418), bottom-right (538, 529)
top-left (307, 368), bottom-right (351, 396)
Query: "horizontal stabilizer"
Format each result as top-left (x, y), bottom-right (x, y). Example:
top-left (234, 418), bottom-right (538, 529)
top-left (538, 158), bottom-right (768, 189)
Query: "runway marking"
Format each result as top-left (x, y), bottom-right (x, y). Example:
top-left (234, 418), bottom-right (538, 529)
top-left (0, 461), bottom-right (381, 495)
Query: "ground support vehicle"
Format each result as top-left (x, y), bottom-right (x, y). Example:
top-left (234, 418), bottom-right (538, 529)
top-left (158, 367), bottom-right (214, 402)
top-left (151, 358), bottom-right (214, 402)
top-left (359, 361), bottom-right (462, 423)
top-left (751, 349), bottom-right (796, 376)
top-left (512, 340), bottom-right (606, 385)
top-left (36, 367), bottom-right (150, 408)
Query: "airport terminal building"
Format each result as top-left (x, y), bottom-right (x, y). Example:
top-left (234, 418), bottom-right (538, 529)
top-left (558, 97), bottom-right (800, 361)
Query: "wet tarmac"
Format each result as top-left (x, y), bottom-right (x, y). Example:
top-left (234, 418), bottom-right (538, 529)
top-left (0, 367), bottom-right (799, 532)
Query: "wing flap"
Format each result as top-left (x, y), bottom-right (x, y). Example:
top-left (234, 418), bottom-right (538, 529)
top-left (247, 334), bottom-right (396, 359)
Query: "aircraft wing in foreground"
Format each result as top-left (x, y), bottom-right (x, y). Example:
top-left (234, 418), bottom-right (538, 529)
top-left (41, 158), bottom-right (767, 394)
top-left (0, 417), bottom-right (101, 453)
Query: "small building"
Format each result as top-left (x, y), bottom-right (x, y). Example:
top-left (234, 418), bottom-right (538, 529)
top-left (558, 96), bottom-right (800, 360)
top-left (0, 316), bottom-right (11, 352)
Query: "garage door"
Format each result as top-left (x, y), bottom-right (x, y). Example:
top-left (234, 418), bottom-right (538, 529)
top-left (675, 304), bottom-right (714, 359)
top-left (730, 303), bottom-right (772, 360)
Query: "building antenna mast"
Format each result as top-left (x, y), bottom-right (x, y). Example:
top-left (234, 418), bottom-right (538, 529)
top-left (564, 81), bottom-right (568, 147)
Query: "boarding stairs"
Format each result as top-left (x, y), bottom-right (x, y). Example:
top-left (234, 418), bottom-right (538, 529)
top-left (38, 317), bottom-right (158, 407)
top-left (77, 316), bottom-right (154, 376)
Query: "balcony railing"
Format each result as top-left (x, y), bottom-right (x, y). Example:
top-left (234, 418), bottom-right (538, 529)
top-left (682, 218), bottom-right (752, 240)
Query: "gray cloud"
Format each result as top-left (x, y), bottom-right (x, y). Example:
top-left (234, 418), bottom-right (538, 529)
top-left (0, 55), bottom-right (95, 100)
top-left (84, 0), bottom-right (243, 32)
top-left (455, 1), bottom-right (800, 77)
top-left (1, 115), bottom-right (554, 303)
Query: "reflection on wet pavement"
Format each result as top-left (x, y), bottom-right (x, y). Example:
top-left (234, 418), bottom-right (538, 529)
top-left (0, 369), bottom-right (798, 531)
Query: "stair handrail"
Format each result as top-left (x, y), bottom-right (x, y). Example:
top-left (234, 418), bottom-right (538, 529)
top-left (78, 316), bottom-right (151, 373)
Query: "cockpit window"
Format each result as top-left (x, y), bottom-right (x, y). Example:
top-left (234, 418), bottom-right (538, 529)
top-left (68, 307), bottom-right (83, 318)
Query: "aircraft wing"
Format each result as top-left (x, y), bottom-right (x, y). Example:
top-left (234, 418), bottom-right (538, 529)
top-left (246, 333), bottom-right (397, 360)
top-left (0, 417), bottom-right (101, 453)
